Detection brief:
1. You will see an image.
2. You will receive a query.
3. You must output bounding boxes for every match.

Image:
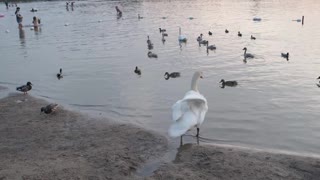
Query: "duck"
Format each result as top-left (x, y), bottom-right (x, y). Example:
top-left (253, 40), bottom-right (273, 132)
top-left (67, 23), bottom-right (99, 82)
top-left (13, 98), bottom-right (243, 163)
top-left (164, 72), bottom-right (181, 80)
top-left (57, 68), bottom-right (63, 79)
top-left (253, 17), bottom-right (262, 21)
top-left (169, 71), bottom-right (208, 144)
top-left (219, 79), bottom-right (238, 88)
top-left (148, 51), bottom-right (158, 58)
top-left (206, 41), bottom-right (216, 50)
top-left (30, 8), bottom-right (38, 12)
top-left (251, 35), bottom-right (256, 40)
top-left (40, 103), bottom-right (58, 114)
top-left (243, 47), bottom-right (254, 59)
top-left (162, 32), bottom-right (168, 37)
top-left (196, 34), bottom-right (203, 42)
top-left (16, 82), bottom-right (33, 94)
top-left (138, 14), bottom-right (143, 19)
top-left (178, 27), bottom-right (187, 42)
top-left (134, 66), bottom-right (141, 75)
top-left (199, 40), bottom-right (208, 45)
top-left (225, 29), bottom-right (229, 33)
top-left (281, 52), bottom-right (289, 60)
top-left (159, 28), bottom-right (166, 33)
top-left (238, 31), bottom-right (242, 37)
top-left (147, 36), bottom-right (152, 45)
top-left (208, 31), bottom-right (212, 36)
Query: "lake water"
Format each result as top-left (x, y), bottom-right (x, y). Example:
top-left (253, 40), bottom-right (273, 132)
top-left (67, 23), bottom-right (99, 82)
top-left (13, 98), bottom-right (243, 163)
top-left (1, 0), bottom-right (320, 155)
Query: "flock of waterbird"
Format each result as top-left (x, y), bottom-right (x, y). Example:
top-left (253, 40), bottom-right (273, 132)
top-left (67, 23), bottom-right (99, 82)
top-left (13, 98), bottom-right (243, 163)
top-left (13, 10), bottom-right (318, 144)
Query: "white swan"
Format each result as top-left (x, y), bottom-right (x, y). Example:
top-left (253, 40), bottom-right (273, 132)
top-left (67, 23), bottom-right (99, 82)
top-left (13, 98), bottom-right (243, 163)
top-left (178, 27), bottom-right (187, 42)
top-left (169, 71), bottom-right (208, 140)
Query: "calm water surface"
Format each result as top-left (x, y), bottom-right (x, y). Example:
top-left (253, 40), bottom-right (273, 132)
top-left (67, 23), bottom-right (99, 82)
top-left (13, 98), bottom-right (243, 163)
top-left (1, 0), bottom-right (320, 155)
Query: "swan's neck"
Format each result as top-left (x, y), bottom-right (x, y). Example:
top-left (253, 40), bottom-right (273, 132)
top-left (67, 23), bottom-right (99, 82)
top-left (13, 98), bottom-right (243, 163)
top-left (191, 75), bottom-right (199, 92)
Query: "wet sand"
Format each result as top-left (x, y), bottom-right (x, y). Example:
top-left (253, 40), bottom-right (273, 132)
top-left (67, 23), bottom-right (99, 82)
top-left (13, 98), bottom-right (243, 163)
top-left (1, 92), bottom-right (320, 180)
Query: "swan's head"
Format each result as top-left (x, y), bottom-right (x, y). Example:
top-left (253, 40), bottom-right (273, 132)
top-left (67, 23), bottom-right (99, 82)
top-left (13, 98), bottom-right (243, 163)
top-left (219, 79), bottom-right (225, 83)
top-left (191, 72), bottom-right (203, 91)
top-left (194, 71), bottom-right (203, 79)
top-left (243, 47), bottom-right (247, 51)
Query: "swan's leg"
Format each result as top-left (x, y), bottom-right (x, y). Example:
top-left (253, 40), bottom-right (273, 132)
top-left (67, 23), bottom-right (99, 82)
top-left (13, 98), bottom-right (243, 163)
top-left (196, 136), bottom-right (200, 145)
top-left (196, 128), bottom-right (200, 137)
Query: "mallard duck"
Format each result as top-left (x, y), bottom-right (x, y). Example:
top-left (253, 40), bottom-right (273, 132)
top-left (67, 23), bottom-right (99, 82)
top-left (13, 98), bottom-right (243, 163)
top-left (40, 103), bottom-right (58, 114)
top-left (238, 31), bottom-right (242, 37)
top-left (281, 52), bottom-right (289, 60)
top-left (57, 68), bottom-right (63, 79)
top-left (206, 41), bottom-right (216, 50)
top-left (159, 28), bottom-right (166, 33)
top-left (225, 29), bottom-right (229, 33)
top-left (243, 47), bottom-right (254, 59)
top-left (134, 66), bottom-right (141, 75)
top-left (138, 14), bottom-right (143, 19)
top-left (251, 35), bottom-right (256, 40)
top-left (164, 72), bottom-right (181, 80)
top-left (148, 51), bottom-right (158, 58)
top-left (16, 82), bottom-right (32, 94)
top-left (220, 79), bottom-right (238, 88)
top-left (208, 31), bottom-right (212, 36)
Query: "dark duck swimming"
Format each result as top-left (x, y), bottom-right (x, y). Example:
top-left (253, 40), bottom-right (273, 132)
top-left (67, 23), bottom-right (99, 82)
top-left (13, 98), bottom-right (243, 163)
top-left (164, 72), bottom-right (181, 80)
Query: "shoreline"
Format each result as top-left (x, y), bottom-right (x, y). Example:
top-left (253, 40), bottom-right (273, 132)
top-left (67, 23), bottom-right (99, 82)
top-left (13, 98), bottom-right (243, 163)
top-left (0, 90), bottom-right (320, 179)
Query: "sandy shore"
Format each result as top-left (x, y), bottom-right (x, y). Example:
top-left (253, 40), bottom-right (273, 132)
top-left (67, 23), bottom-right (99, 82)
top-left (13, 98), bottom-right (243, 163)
top-left (1, 92), bottom-right (320, 179)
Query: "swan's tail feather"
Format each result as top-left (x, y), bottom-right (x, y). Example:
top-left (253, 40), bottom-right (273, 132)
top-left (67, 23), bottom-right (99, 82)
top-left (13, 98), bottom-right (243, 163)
top-left (168, 123), bottom-right (190, 138)
top-left (168, 111), bottom-right (197, 138)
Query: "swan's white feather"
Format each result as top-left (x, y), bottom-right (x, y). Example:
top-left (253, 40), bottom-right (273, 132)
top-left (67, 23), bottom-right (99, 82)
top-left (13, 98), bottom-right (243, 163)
top-left (169, 90), bottom-right (208, 137)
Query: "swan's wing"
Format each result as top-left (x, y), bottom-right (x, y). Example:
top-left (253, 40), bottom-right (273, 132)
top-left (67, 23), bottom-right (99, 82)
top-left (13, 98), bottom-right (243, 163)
top-left (172, 100), bottom-right (183, 122)
top-left (171, 90), bottom-right (206, 122)
top-left (168, 110), bottom-right (197, 137)
top-left (169, 91), bottom-right (208, 137)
